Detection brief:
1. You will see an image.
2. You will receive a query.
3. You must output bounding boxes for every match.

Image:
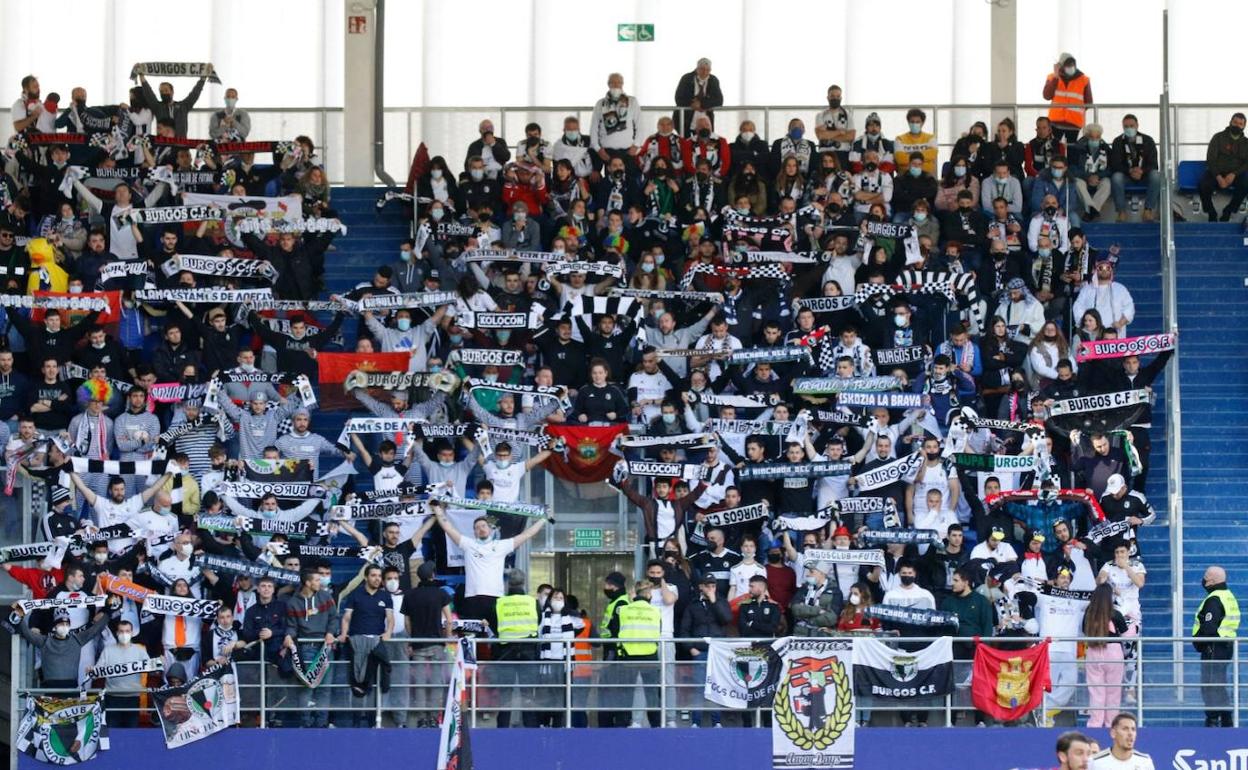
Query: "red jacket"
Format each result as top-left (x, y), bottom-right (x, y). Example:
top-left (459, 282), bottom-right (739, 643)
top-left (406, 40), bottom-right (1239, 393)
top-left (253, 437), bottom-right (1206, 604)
top-left (6, 565), bottom-right (63, 598)
top-left (681, 136), bottom-right (731, 179)
top-left (502, 180), bottom-right (549, 215)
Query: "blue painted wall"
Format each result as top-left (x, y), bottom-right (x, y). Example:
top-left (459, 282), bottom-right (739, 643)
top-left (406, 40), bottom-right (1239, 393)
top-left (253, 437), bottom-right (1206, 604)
top-left (20, 727), bottom-right (1248, 770)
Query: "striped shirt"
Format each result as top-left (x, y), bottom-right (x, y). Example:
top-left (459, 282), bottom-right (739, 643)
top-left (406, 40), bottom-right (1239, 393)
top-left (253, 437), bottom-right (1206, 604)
top-left (539, 610), bottom-right (586, 660)
top-left (114, 410), bottom-right (161, 461)
top-left (275, 430), bottom-right (341, 476)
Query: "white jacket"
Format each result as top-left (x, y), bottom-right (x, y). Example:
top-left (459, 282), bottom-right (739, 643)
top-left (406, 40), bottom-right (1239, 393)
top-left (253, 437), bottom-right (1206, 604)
top-left (994, 297), bottom-right (1046, 343)
top-left (1072, 278), bottom-right (1135, 335)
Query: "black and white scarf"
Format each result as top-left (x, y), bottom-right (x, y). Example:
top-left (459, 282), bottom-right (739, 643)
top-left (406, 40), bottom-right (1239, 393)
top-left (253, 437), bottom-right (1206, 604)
top-left (129, 61), bottom-right (221, 82)
top-left (17, 593), bottom-right (107, 614)
top-left (546, 261), bottom-right (624, 279)
top-left (269, 543), bottom-right (382, 562)
top-left (137, 288), bottom-right (273, 304)
top-left (679, 261), bottom-right (788, 290)
top-left (1048, 389), bottom-right (1151, 417)
top-left (70, 458), bottom-right (177, 476)
top-left (355, 291), bottom-right (457, 312)
top-left (703, 418), bottom-right (794, 436)
top-left (730, 346), bottom-right (812, 366)
top-left (794, 296), bottom-right (856, 313)
top-left (89, 657), bottom-right (166, 679)
top-left (452, 349), bottom-right (524, 367)
top-left (143, 594), bottom-right (222, 620)
top-left (160, 254), bottom-right (277, 282)
top-left (700, 502), bottom-right (770, 528)
top-left (0, 293), bottom-right (110, 312)
top-left (328, 500), bottom-right (428, 521)
top-left (455, 308), bottom-right (545, 331)
top-left (685, 391), bottom-right (775, 409)
top-left (130, 204), bottom-right (221, 226)
top-left (616, 432), bottom-right (716, 449)
top-left (197, 515), bottom-right (330, 539)
top-left (474, 425), bottom-right (551, 454)
top-left (458, 249), bottom-right (563, 266)
top-left (466, 379), bottom-right (570, 410)
top-left (621, 460), bottom-right (707, 481)
top-left (97, 260), bottom-right (151, 284)
top-left (864, 604), bottom-right (959, 628)
top-left (834, 391), bottom-right (923, 409)
top-left (736, 461), bottom-right (852, 481)
top-left (430, 493), bottom-right (549, 520)
top-left (0, 541), bottom-right (60, 564)
top-left (813, 409), bottom-right (875, 428)
top-left (199, 553), bottom-right (300, 584)
top-left (235, 217), bottom-right (346, 236)
top-left (609, 287), bottom-right (723, 304)
top-left (804, 548), bottom-right (886, 568)
top-left (217, 480), bottom-right (323, 501)
top-left (359, 482), bottom-right (446, 502)
top-left (855, 453), bottom-right (924, 491)
top-left (289, 641), bottom-right (333, 688)
top-left (861, 529), bottom-right (942, 546)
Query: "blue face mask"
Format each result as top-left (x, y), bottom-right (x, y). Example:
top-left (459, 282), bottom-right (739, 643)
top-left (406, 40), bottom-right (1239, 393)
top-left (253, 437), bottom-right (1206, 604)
top-left (1038, 247), bottom-right (1052, 257)
top-left (439, 459), bottom-right (455, 468)
top-left (495, 459), bottom-right (511, 469)
top-left (1124, 127), bottom-right (1138, 139)
top-left (1052, 168), bottom-right (1065, 179)
top-left (913, 212), bottom-right (927, 223)
top-left (953, 166), bottom-right (967, 178)
top-left (449, 334), bottom-right (463, 345)
top-left (429, 364), bottom-right (442, 373)
top-left (1087, 139), bottom-right (1101, 150)
top-left (396, 317), bottom-right (412, 332)
top-left (909, 122), bottom-right (923, 135)
top-left (909, 166), bottom-right (922, 177)
top-left (641, 263), bottom-right (654, 274)
top-left (496, 330), bottom-right (511, 344)
top-left (655, 253), bottom-right (665, 265)
top-left (662, 413), bottom-right (676, 425)
top-left (400, 250), bottom-right (412, 262)
top-left (788, 127), bottom-right (803, 140)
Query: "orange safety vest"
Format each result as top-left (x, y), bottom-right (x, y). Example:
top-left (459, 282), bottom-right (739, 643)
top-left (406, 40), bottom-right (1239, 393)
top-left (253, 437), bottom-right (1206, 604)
top-left (572, 620), bottom-right (593, 677)
top-left (1048, 72), bottom-right (1090, 128)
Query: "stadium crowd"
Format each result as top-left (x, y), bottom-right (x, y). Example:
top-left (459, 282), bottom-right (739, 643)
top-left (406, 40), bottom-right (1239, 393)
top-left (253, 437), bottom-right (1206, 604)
top-left (1, 53), bottom-right (1237, 736)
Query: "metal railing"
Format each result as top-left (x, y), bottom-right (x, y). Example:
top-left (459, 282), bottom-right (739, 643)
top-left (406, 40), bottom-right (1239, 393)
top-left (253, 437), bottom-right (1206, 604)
top-left (13, 635), bottom-right (1243, 733)
top-left (177, 101), bottom-right (1244, 187)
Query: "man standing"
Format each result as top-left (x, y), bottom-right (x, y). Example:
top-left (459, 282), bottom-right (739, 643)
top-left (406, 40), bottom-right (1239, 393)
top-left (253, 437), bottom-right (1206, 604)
top-left (209, 88), bottom-right (251, 142)
top-left (1193, 565), bottom-right (1239, 727)
top-left (339, 564), bottom-right (394, 726)
top-left (138, 73), bottom-right (206, 138)
top-left (672, 58), bottom-right (722, 137)
top-left (282, 568), bottom-right (340, 728)
top-left (402, 561), bottom-right (452, 728)
top-left (1043, 54), bottom-right (1092, 144)
top-left (1090, 713), bottom-right (1154, 770)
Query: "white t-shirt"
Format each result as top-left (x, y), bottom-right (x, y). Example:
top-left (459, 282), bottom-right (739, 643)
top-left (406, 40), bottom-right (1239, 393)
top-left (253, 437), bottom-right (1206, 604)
top-left (650, 582), bottom-right (678, 637)
top-left (969, 541), bottom-right (1019, 564)
top-left (483, 461), bottom-right (527, 503)
top-left (627, 370), bottom-right (672, 423)
top-left (1091, 749), bottom-right (1155, 770)
top-left (913, 507), bottom-right (958, 554)
top-left (461, 537), bottom-right (516, 598)
top-left (729, 561), bottom-right (766, 598)
top-left (882, 584), bottom-right (935, 610)
top-left (1099, 560), bottom-right (1146, 621)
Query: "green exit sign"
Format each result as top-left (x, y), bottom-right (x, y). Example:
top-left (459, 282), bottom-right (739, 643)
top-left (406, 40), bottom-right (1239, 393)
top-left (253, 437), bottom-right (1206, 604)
top-left (573, 528), bottom-right (604, 548)
top-left (617, 23), bottom-right (655, 42)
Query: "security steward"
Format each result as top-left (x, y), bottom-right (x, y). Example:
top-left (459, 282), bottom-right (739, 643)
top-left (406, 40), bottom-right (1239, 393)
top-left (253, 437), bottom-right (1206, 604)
top-left (1193, 564), bottom-right (1240, 727)
top-left (494, 571), bottom-right (540, 728)
top-left (615, 580), bottom-right (663, 728)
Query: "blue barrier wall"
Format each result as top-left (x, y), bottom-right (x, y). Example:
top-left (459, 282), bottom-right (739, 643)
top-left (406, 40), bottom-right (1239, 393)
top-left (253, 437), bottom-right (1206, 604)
top-left (19, 727), bottom-right (1248, 770)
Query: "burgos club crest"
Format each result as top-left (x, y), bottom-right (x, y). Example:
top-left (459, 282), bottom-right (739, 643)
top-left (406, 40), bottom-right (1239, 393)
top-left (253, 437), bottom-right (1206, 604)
top-left (996, 656), bottom-right (1034, 709)
top-left (774, 655), bottom-right (853, 750)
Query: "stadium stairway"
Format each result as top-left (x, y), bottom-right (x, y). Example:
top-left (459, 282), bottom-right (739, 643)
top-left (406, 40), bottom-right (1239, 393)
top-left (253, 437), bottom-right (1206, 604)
top-left (325, 192), bottom-right (1244, 721)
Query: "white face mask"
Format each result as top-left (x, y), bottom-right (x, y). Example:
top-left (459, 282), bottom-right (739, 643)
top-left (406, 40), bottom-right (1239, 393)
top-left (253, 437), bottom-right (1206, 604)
top-left (54, 624), bottom-right (70, 638)
top-left (550, 600), bottom-right (565, 612)
top-left (739, 131), bottom-right (754, 142)
top-left (239, 363), bottom-right (255, 372)
top-left (384, 579), bottom-right (400, 593)
top-left (93, 551), bottom-right (108, 564)
top-left (609, 87), bottom-right (623, 99)
top-left (849, 594), bottom-right (862, 606)
top-left (179, 543), bottom-right (193, 557)
top-left (117, 632), bottom-right (132, 645)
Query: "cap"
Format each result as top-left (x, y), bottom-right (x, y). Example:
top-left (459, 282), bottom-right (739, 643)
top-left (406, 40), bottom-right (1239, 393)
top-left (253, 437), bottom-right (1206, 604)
top-left (53, 609), bottom-right (71, 622)
top-left (864, 111), bottom-right (882, 127)
top-left (832, 526), bottom-right (852, 540)
top-left (417, 561), bottom-right (437, 583)
top-left (292, 407), bottom-right (311, 418)
top-left (990, 526), bottom-right (1005, 541)
top-left (1105, 474), bottom-right (1126, 495)
top-left (387, 389), bottom-right (409, 403)
top-left (698, 574), bottom-right (718, 586)
top-left (249, 391), bottom-right (269, 403)
top-left (805, 560), bottom-right (831, 575)
top-left (51, 486), bottom-right (71, 505)
top-left (1007, 277), bottom-right (1026, 291)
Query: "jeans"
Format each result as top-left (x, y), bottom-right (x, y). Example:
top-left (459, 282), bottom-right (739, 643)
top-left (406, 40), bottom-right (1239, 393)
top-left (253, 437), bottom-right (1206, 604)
top-left (1111, 169), bottom-right (1160, 211)
top-left (1198, 170), bottom-right (1248, 219)
top-left (1200, 643), bottom-right (1234, 726)
top-left (689, 655), bottom-right (721, 727)
top-left (1085, 642), bottom-right (1124, 728)
top-left (408, 644), bottom-right (447, 726)
top-left (297, 643), bottom-right (329, 727)
top-left (493, 642), bottom-right (539, 728)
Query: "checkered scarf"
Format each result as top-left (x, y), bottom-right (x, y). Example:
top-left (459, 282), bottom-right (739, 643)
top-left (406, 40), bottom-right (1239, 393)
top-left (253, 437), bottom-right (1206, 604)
top-left (679, 261), bottom-right (790, 290)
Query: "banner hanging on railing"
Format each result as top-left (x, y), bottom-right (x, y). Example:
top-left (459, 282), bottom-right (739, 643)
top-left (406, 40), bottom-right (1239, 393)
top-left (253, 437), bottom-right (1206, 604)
top-left (772, 638), bottom-right (855, 770)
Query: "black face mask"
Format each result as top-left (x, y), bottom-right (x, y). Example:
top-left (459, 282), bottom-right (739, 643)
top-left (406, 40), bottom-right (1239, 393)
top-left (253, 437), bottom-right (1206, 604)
top-left (1044, 206), bottom-right (1057, 216)
top-left (865, 162), bottom-right (877, 172)
top-left (611, 170), bottom-right (624, 180)
top-left (899, 574), bottom-right (916, 586)
top-left (74, 99), bottom-right (86, 110)
top-left (603, 588), bottom-right (617, 599)
top-left (654, 168), bottom-right (667, 178)
top-left (869, 214), bottom-right (884, 223)
top-left (742, 173), bottom-right (754, 183)
top-left (767, 553), bottom-right (782, 564)
top-left (1230, 125), bottom-right (1244, 138)
top-left (161, 93), bottom-right (173, 103)
top-left (828, 98), bottom-right (841, 109)
top-left (926, 451), bottom-right (940, 460)
top-left (827, 202), bottom-right (842, 214)
top-left (697, 128), bottom-right (710, 139)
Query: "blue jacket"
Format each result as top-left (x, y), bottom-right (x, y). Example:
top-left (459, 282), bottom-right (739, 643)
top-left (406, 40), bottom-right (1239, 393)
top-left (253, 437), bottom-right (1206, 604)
top-left (1029, 172), bottom-right (1082, 219)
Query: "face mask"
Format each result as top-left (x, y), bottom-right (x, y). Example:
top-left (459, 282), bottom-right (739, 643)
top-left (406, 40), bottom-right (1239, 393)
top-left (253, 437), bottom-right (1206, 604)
top-left (609, 88), bottom-right (623, 99)
top-left (54, 625), bottom-right (70, 638)
top-left (1124, 127), bottom-right (1138, 139)
top-left (396, 317), bottom-right (412, 332)
top-left (739, 131), bottom-right (754, 142)
top-left (92, 340), bottom-right (105, 349)
top-left (805, 575), bottom-right (819, 587)
top-left (788, 127), bottom-right (803, 140)
top-left (697, 127), bottom-right (710, 139)
top-left (563, 129), bottom-right (581, 143)
top-left (909, 166), bottom-right (922, 177)
top-left (909, 122), bottom-right (923, 134)
top-left (440, 460), bottom-right (455, 468)
top-left (913, 212), bottom-right (927, 223)
top-left (223, 97), bottom-right (237, 109)
top-left (161, 93), bottom-right (173, 103)
top-left (117, 632), bottom-right (132, 644)
top-left (93, 551), bottom-right (108, 563)
top-left (495, 459), bottom-right (510, 470)
top-left (1044, 205), bottom-right (1057, 216)
top-left (179, 543), bottom-right (193, 557)
top-left (449, 334), bottom-right (463, 345)
top-left (1064, 66), bottom-right (1076, 77)
top-left (1038, 247), bottom-right (1052, 257)
top-left (469, 169), bottom-right (484, 182)
top-left (865, 162), bottom-right (878, 172)
top-left (430, 208), bottom-right (445, 222)
top-left (603, 588), bottom-right (616, 599)
top-left (484, 373), bottom-right (498, 383)
top-left (899, 574), bottom-right (916, 586)
top-left (736, 207), bottom-right (749, 216)
top-left (661, 413), bottom-right (676, 425)
top-left (638, 262), bottom-right (657, 275)
top-left (385, 579), bottom-right (400, 593)
top-left (550, 600), bottom-right (565, 612)
top-left (239, 363), bottom-right (256, 373)
top-left (1087, 139), bottom-right (1101, 150)
top-left (953, 166), bottom-right (967, 178)
top-left (1052, 168), bottom-right (1065, 179)
top-left (1230, 125), bottom-right (1244, 138)
top-left (767, 553), bottom-right (781, 564)
top-left (514, 212), bottom-right (526, 223)
top-left (849, 594), bottom-right (861, 606)
top-left (893, 313), bottom-right (907, 328)
top-left (866, 130), bottom-right (881, 140)
top-left (429, 168), bottom-right (443, 181)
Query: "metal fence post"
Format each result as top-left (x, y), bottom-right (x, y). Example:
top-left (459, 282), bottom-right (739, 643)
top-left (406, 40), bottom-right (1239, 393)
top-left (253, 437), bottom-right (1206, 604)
top-left (565, 643), bottom-right (573, 728)
top-left (471, 639), bottom-right (478, 729)
top-left (259, 644), bottom-right (267, 728)
top-left (659, 640), bottom-right (667, 728)
top-left (1234, 639), bottom-right (1241, 728)
top-left (1136, 643), bottom-right (1145, 726)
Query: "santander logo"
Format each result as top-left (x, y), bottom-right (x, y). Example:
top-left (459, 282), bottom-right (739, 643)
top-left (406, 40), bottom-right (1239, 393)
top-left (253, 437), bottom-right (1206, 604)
top-left (1172, 749), bottom-right (1248, 770)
